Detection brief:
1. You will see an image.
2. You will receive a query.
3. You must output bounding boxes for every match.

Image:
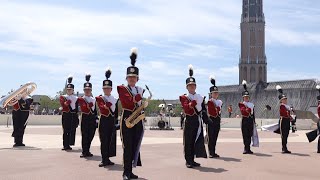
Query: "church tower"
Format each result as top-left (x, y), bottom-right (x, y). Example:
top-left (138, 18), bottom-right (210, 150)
top-left (239, 0), bottom-right (267, 84)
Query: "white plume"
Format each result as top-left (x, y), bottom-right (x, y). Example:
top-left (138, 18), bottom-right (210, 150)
top-left (276, 85), bottom-right (282, 90)
top-left (316, 85), bottom-right (320, 90)
top-left (106, 66), bottom-right (112, 73)
top-left (131, 47), bottom-right (138, 54)
top-left (242, 80), bottom-right (247, 85)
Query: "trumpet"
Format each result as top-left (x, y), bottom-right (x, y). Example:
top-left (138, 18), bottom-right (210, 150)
top-left (125, 85), bottom-right (152, 128)
top-left (0, 82), bottom-right (37, 108)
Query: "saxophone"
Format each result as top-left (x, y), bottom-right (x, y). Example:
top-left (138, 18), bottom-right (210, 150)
top-left (125, 85), bottom-right (152, 128)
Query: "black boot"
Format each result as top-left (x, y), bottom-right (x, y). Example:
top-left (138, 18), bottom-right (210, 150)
top-left (122, 174), bottom-right (130, 180)
top-left (185, 162), bottom-right (193, 168)
top-left (210, 153), bottom-right (220, 158)
top-left (282, 148), bottom-right (291, 154)
top-left (192, 161), bottom-right (201, 167)
top-left (130, 173), bottom-right (138, 179)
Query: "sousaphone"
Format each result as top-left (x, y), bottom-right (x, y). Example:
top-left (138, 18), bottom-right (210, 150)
top-left (0, 82), bottom-right (37, 109)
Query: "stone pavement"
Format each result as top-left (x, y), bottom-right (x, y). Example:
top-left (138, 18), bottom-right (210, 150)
top-left (0, 126), bottom-right (319, 180)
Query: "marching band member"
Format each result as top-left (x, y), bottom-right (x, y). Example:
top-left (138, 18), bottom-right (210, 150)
top-left (96, 67), bottom-right (119, 167)
top-left (276, 85), bottom-right (292, 154)
top-left (59, 75), bottom-right (79, 151)
top-left (117, 48), bottom-right (145, 180)
top-left (238, 80), bottom-right (255, 154)
top-left (179, 64), bottom-right (207, 168)
top-left (12, 90), bottom-right (33, 147)
top-left (316, 85), bottom-right (320, 153)
top-left (305, 85), bottom-right (320, 152)
top-left (207, 75), bottom-right (222, 158)
top-left (77, 73), bottom-right (98, 158)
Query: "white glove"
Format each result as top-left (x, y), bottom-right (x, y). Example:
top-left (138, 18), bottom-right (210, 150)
top-left (96, 119), bottom-right (99, 123)
top-left (144, 101), bottom-right (149, 108)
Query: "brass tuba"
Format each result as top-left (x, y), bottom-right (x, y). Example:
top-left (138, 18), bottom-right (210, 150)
top-left (125, 85), bottom-right (152, 128)
top-left (0, 82), bottom-right (37, 109)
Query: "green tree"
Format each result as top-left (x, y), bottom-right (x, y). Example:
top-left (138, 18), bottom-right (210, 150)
top-left (38, 95), bottom-right (60, 114)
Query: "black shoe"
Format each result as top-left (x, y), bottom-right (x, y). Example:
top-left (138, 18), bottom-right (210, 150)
top-left (130, 173), bottom-right (138, 179)
top-left (99, 162), bottom-right (107, 167)
top-left (210, 154), bottom-right (220, 158)
top-left (87, 152), bottom-right (93, 157)
top-left (13, 143), bottom-right (25, 147)
top-left (107, 160), bottom-right (115, 166)
top-left (243, 150), bottom-right (248, 154)
top-left (66, 147), bottom-right (72, 151)
top-left (192, 161), bottom-right (201, 167)
top-left (317, 150), bottom-right (320, 153)
top-left (186, 162), bottom-right (193, 168)
top-left (122, 174), bottom-right (130, 180)
top-left (13, 144), bottom-right (20, 147)
top-left (282, 150), bottom-right (291, 154)
top-left (248, 150), bottom-right (254, 154)
top-left (80, 153), bottom-right (88, 158)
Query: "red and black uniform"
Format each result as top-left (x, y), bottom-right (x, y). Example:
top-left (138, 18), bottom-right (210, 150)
top-left (118, 85), bottom-right (144, 176)
top-left (96, 95), bottom-right (119, 165)
top-left (239, 101), bottom-right (255, 153)
top-left (78, 96), bottom-right (97, 156)
top-left (318, 104), bottom-right (320, 119)
top-left (207, 99), bottom-right (222, 156)
top-left (180, 93), bottom-right (207, 165)
top-left (279, 104), bottom-right (292, 152)
top-left (12, 96), bottom-right (33, 146)
top-left (60, 95), bottom-right (79, 149)
top-left (317, 103), bottom-right (320, 152)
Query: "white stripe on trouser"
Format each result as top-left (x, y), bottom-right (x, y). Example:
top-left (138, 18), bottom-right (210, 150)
top-left (195, 115), bottom-right (202, 143)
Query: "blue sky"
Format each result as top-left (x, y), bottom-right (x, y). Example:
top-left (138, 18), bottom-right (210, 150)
top-left (0, 0), bottom-right (319, 99)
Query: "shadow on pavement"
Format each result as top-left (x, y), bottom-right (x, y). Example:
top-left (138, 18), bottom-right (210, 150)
top-left (253, 152), bottom-right (272, 157)
top-left (68, 149), bottom-right (82, 153)
top-left (0, 146), bottom-right (42, 151)
top-left (290, 152), bottom-right (310, 157)
top-left (84, 155), bottom-right (101, 161)
top-left (104, 164), bottom-right (123, 172)
top-left (217, 156), bottom-right (242, 162)
top-left (195, 167), bottom-right (228, 173)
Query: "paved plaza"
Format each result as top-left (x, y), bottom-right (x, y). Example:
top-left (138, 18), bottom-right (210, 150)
top-left (0, 126), bottom-right (319, 180)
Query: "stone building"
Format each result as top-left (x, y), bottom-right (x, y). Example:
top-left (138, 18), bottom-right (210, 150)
top-left (239, 0), bottom-right (267, 84)
top-left (219, 0), bottom-right (319, 118)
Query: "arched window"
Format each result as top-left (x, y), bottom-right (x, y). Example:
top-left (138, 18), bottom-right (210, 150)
top-left (243, 67), bottom-right (248, 81)
top-left (258, 66), bottom-right (263, 81)
top-left (250, 67), bottom-right (256, 82)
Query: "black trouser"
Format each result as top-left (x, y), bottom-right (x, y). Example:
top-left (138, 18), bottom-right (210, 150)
top-left (62, 112), bottom-right (78, 148)
top-left (12, 110), bottom-right (29, 144)
top-left (280, 117), bottom-right (290, 151)
top-left (241, 117), bottom-right (254, 151)
top-left (70, 114), bottom-right (79, 146)
top-left (184, 114), bottom-right (199, 164)
top-left (99, 115), bottom-right (115, 163)
top-left (208, 116), bottom-right (220, 155)
top-left (121, 111), bottom-right (143, 176)
top-left (81, 113), bottom-right (96, 154)
top-left (180, 117), bottom-right (184, 129)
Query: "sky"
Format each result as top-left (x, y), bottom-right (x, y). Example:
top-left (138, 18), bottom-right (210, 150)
top-left (0, 0), bottom-right (319, 99)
